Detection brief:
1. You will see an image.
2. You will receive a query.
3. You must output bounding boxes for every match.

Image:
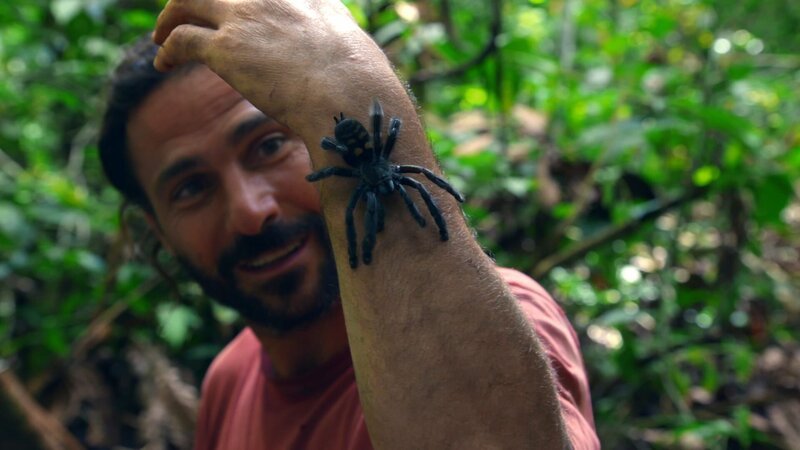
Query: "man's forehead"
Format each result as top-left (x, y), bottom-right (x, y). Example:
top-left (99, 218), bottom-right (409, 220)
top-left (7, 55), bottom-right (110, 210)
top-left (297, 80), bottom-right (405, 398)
top-left (133, 66), bottom-right (246, 135)
top-left (126, 66), bottom-right (261, 198)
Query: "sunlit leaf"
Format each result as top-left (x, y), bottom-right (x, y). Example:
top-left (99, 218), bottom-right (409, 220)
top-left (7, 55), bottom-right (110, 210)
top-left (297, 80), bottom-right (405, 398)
top-left (157, 304), bottom-right (201, 348)
top-left (692, 165), bottom-right (720, 186)
top-left (50, 0), bottom-right (83, 24)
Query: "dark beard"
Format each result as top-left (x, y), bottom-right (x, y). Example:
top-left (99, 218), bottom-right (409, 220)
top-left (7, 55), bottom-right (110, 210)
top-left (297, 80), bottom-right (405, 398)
top-left (176, 214), bottom-right (340, 335)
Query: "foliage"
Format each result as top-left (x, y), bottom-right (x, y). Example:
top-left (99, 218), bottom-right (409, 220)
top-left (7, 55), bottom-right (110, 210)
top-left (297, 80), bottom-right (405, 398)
top-left (1, 0), bottom-right (798, 448)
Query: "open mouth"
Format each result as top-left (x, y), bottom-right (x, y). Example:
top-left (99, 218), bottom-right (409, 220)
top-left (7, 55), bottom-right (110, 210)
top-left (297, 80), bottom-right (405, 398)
top-left (238, 235), bottom-right (308, 272)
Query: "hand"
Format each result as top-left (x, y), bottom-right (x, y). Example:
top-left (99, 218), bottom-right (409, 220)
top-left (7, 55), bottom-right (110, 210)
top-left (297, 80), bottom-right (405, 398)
top-left (152, 0), bottom-right (391, 127)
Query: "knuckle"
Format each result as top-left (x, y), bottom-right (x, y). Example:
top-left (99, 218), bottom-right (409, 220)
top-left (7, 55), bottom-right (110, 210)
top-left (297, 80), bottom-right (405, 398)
top-left (211, 28), bottom-right (234, 52)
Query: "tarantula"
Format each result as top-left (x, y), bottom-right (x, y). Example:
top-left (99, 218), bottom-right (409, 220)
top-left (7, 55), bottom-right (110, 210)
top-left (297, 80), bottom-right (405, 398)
top-left (306, 99), bottom-right (465, 268)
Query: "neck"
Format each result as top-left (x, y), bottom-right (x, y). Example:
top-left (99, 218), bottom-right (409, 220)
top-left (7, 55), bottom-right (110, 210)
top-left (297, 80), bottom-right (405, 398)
top-left (247, 305), bottom-right (349, 380)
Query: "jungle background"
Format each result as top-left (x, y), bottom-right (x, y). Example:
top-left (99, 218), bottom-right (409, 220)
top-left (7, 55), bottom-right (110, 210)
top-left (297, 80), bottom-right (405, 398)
top-left (1, 0), bottom-right (798, 448)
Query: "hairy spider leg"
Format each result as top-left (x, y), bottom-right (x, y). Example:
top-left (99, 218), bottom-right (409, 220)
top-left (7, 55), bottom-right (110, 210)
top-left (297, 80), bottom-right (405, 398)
top-left (321, 137), bottom-right (350, 156)
top-left (362, 191), bottom-right (380, 264)
top-left (383, 118), bottom-right (402, 159)
top-left (305, 166), bottom-right (359, 182)
top-left (397, 165), bottom-right (465, 202)
top-left (345, 184), bottom-right (369, 268)
top-left (371, 99), bottom-right (383, 162)
top-left (399, 177), bottom-right (449, 241)
top-left (395, 183), bottom-right (427, 227)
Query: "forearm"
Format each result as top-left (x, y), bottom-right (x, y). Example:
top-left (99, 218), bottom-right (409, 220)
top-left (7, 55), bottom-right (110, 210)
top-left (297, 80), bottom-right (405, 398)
top-left (295, 69), bottom-right (571, 448)
top-left (341, 234), bottom-right (571, 448)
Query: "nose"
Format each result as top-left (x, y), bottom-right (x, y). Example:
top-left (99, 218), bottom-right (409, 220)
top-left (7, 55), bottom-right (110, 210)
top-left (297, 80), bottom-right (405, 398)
top-left (225, 173), bottom-right (280, 236)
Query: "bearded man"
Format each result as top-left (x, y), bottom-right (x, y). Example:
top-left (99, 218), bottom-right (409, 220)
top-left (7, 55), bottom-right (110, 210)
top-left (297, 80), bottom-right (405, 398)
top-left (98, 0), bottom-right (599, 448)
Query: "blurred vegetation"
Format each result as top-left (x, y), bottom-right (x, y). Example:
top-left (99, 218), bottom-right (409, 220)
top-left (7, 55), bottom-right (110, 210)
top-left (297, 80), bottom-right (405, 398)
top-left (0, 0), bottom-right (798, 448)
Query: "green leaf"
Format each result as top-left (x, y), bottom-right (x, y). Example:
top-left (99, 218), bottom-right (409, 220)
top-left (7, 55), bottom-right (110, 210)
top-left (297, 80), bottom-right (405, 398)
top-left (373, 20), bottom-right (407, 47)
top-left (0, 202), bottom-right (28, 242)
top-left (672, 100), bottom-right (754, 145)
top-left (157, 304), bottom-right (201, 348)
top-left (751, 174), bottom-right (793, 226)
top-left (781, 146), bottom-right (800, 170)
top-left (692, 165), bottom-right (720, 186)
top-left (121, 9), bottom-right (156, 29)
top-left (502, 177), bottom-right (532, 196)
top-left (578, 120), bottom-right (646, 161)
top-left (50, 0), bottom-right (82, 25)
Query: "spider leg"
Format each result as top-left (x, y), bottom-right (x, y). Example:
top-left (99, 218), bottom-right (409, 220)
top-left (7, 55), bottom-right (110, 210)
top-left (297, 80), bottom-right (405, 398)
top-left (371, 99), bottom-right (383, 162)
top-left (383, 118), bottom-right (402, 159)
top-left (306, 167), bottom-right (360, 181)
top-left (306, 166), bottom-right (359, 182)
top-left (321, 137), bottom-right (350, 156)
top-left (362, 191), bottom-right (379, 265)
top-left (346, 185), bottom-right (368, 268)
top-left (399, 177), bottom-right (449, 241)
top-left (396, 183), bottom-right (426, 227)
top-left (396, 165), bottom-right (465, 202)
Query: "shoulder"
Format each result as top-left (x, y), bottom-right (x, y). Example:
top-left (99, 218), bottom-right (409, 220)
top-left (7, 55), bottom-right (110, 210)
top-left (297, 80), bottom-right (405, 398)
top-left (495, 266), bottom-right (577, 346)
top-left (195, 328), bottom-right (262, 449)
top-left (201, 327), bottom-right (262, 398)
top-left (495, 266), bottom-right (585, 388)
top-left (496, 266), bottom-right (556, 305)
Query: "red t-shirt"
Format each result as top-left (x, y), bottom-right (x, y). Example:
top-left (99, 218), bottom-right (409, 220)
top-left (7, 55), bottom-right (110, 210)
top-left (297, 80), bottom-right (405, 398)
top-left (194, 267), bottom-right (599, 449)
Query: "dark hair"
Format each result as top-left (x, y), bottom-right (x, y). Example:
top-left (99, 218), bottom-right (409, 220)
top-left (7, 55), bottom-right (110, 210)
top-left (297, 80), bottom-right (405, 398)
top-left (98, 37), bottom-right (197, 211)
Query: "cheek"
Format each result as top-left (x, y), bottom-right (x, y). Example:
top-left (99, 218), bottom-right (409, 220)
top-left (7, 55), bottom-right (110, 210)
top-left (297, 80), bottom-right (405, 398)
top-left (162, 216), bottom-right (224, 271)
top-left (294, 178), bottom-right (322, 211)
top-left (281, 146), bottom-right (322, 211)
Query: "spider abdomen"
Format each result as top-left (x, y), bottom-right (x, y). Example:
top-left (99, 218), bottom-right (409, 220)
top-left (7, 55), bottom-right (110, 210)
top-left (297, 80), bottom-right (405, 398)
top-left (335, 119), bottom-right (370, 155)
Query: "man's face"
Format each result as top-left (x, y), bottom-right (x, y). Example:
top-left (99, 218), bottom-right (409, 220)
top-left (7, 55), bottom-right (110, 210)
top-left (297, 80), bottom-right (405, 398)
top-left (127, 66), bottom-right (338, 333)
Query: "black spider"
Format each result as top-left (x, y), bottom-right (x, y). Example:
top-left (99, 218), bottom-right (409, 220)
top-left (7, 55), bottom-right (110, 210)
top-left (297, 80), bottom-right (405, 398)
top-left (306, 99), bottom-right (465, 268)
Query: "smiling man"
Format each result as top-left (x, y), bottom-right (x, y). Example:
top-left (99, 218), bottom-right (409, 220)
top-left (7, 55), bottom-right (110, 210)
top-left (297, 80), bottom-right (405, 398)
top-left (125, 64), bottom-right (340, 334)
top-left (98, 0), bottom-right (598, 449)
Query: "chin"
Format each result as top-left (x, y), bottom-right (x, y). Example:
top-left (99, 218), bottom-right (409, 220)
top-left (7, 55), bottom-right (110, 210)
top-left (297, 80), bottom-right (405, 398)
top-left (229, 260), bottom-right (340, 334)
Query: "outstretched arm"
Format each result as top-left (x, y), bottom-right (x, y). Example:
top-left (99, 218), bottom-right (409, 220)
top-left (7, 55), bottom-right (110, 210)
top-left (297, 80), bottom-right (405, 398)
top-left (153, 1), bottom-right (577, 448)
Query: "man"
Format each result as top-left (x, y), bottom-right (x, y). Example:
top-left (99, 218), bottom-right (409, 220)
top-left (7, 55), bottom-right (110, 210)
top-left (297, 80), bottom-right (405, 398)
top-left (98, 0), bottom-right (599, 448)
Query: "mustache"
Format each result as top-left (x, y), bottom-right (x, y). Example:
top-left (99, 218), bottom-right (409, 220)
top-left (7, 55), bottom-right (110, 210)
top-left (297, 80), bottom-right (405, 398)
top-left (217, 214), bottom-right (328, 280)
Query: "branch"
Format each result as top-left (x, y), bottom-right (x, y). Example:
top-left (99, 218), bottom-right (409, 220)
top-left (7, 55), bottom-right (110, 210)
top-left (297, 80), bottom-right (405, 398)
top-left (531, 187), bottom-right (707, 278)
top-left (439, 0), bottom-right (460, 47)
top-left (0, 368), bottom-right (85, 450)
top-left (410, 0), bottom-right (502, 83)
top-left (28, 273), bottom-right (164, 397)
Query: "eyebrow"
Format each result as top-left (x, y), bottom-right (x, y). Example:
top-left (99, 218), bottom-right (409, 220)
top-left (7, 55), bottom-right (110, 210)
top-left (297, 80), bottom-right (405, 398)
top-left (154, 114), bottom-right (277, 195)
top-left (228, 113), bottom-right (275, 147)
top-left (155, 156), bottom-right (204, 195)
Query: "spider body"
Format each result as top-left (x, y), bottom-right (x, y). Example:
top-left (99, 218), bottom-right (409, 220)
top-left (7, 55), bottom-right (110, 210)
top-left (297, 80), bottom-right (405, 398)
top-left (306, 99), bottom-right (464, 268)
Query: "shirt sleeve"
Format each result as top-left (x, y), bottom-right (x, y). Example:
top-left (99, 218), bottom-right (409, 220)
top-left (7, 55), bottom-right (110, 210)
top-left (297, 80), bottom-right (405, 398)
top-left (498, 267), bottom-right (600, 450)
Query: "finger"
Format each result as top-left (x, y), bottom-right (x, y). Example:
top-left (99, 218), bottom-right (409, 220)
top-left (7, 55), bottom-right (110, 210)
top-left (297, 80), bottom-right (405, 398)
top-left (153, 0), bottom-right (219, 45)
top-left (153, 24), bottom-right (215, 71)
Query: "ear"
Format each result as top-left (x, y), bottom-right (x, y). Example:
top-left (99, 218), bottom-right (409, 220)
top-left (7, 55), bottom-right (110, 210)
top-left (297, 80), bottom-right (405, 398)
top-left (144, 211), bottom-right (174, 255)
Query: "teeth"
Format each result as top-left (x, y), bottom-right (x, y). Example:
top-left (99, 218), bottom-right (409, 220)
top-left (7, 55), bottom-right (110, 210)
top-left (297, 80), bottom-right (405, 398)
top-left (244, 240), bottom-right (303, 268)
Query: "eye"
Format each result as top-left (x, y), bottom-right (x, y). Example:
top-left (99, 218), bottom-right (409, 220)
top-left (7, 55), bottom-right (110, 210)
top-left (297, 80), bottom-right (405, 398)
top-left (170, 175), bottom-right (213, 204)
top-left (250, 133), bottom-right (287, 162)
